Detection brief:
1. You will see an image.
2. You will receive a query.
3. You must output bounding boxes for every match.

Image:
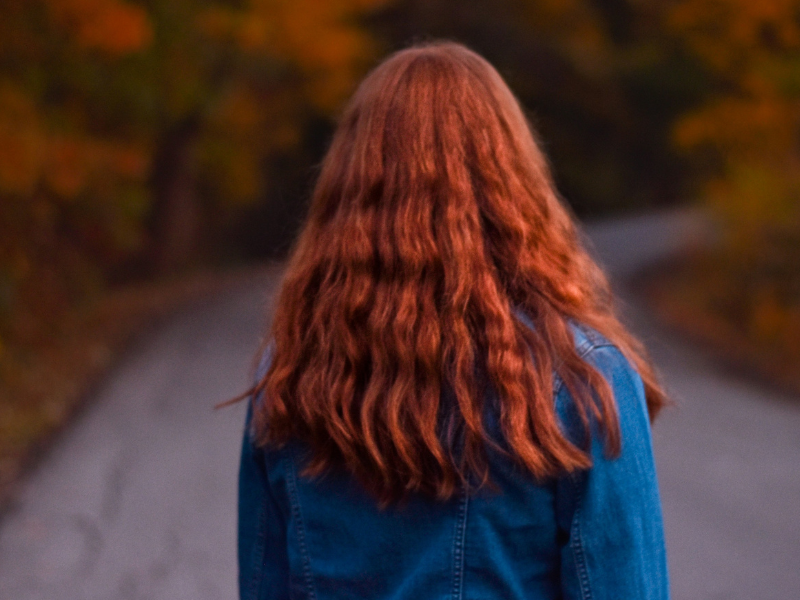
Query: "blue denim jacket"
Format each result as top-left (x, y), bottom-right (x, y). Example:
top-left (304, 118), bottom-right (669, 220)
top-left (237, 321), bottom-right (669, 600)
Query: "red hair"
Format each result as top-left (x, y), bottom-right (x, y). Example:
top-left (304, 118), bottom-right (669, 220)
top-left (251, 41), bottom-right (667, 504)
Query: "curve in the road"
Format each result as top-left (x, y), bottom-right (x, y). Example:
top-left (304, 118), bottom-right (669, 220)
top-left (1, 210), bottom-right (798, 600)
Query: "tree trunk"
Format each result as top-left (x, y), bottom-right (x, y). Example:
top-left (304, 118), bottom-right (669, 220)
top-left (148, 116), bottom-right (201, 275)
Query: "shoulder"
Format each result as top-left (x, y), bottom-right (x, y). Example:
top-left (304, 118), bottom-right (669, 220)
top-left (560, 320), bottom-right (646, 408)
top-left (510, 307), bottom-right (632, 394)
top-left (511, 309), bottom-right (649, 439)
top-left (559, 320), bottom-right (640, 393)
top-left (243, 340), bottom-right (275, 446)
top-left (255, 339), bottom-right (275, 382)
top-left (557, 321), bottom-right (651, 450)
top-left (511, 306), bottom-right (610, 357)
top-left (567, 320), bottom-right (612, 356)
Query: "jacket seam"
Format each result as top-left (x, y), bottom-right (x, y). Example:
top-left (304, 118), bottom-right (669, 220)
top-left (570, 477), bottom-right (593, 600)
top-left (552, 341), bottom-right (615, 396)
top-left (246, 451), bottom-right (268, 600)
top-left (285, 452), bottom-right (317, 600)
top-left (451, 490), bottom-right (469, 600)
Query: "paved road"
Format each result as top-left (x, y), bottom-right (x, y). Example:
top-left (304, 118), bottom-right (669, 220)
top-left (586, 210), bottom-right (800, 600)
top-left (1, 209), bottom-right (798, 599)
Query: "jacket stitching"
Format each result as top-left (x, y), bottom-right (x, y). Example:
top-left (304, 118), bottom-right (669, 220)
top-left (285, 452), bottom-right (317, 600)
top-left (552, 341), bottom-right (615, 396)
top-left (513, 309), bottom-right (607, 396)
top-left (570, 476), bottom-right (593, 600)
top-left (451, 490), bottom-right (469, 600)
top-left (246, 451), bottom-right (268, 600)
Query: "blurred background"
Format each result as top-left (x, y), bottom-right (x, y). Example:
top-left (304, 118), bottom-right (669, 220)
top-left (1, 1), bottom-right (799, 599)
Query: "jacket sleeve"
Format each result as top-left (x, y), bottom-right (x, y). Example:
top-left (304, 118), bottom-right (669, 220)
top-left (238, 346), bottom-right (290, 600)
top-left (555, 344), bottom-right (670, 600)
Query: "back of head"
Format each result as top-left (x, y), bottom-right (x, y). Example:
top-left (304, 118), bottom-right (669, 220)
top-left (252, 41), bottom-right (667, 505)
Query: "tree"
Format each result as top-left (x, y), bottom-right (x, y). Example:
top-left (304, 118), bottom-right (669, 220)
top-left (368, 0), bottom-right (698, 217)
top-left (666, 0), bottom-right (800, 334)
top-left (0, 0), bottom-right (385, 355)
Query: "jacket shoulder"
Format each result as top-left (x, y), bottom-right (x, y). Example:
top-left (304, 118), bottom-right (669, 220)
top-left (511, 308), bottom-right (616, 390)
top-left (556, 321), bottom-right (618, 395)
top-left (568, 321), bottom-right (611, 356)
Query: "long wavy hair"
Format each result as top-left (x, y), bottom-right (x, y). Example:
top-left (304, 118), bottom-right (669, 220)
top-left (249, 41), bottom-right (667, 504)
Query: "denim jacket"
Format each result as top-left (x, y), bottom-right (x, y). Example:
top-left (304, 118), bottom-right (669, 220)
top-left (237, 320), bottom-right (669, 600)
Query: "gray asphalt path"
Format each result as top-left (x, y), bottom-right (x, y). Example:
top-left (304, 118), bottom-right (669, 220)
top-left (586, 210), bottom-right (800, 600)
top-left (1, 209), bottom-right (798, 599)
top-left (0, 267), bottom-right (281, 600)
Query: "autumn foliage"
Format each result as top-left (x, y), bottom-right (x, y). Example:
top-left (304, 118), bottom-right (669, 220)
top-left (666, 0), bottom-right (800, 346)
top-left (0, 0), bottom-right (385, 358)
top-left (2, 0), bottom-right (799, 415)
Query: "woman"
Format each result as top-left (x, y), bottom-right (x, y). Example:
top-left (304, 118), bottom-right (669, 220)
top-left (237, 41), bottom-right (669, 600)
